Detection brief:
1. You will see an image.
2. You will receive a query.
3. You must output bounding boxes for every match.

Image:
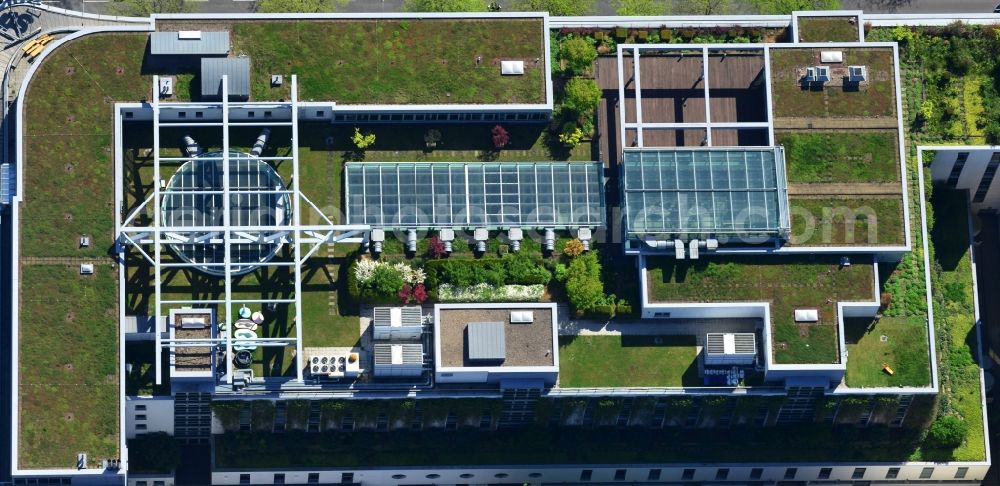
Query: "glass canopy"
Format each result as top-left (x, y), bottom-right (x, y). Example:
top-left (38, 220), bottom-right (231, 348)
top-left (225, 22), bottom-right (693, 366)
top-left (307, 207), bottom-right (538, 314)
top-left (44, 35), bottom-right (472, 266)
top-left (622, 148), bottom-right (790, 237)
top-left (345, 162), bottom-right (604, 229)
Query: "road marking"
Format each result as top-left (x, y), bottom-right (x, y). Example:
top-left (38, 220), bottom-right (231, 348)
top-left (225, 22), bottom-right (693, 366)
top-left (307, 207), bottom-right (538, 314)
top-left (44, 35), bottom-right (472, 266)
top-left (83, 0), bottom-right (109, 3)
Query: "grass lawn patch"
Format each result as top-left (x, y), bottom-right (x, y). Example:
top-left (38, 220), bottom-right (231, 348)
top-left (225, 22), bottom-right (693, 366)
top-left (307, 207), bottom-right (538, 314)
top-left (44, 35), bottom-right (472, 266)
top-left (796, 16), bottom-right (860, 43)
top-left (778, 130), bottom-right (900, 183)
top-left (789, 197), bottom-right (905, 246)
top-left (844, 316), bottom-right (931, 388)
top-left (230, 19), bottom-right (545, 104)
top-left (557, 335), bottom-right (699, 388)
top-left (18, 265), bottom-right (119, 468)
top-left (647, 256), bottom-right (874, 364)
top-left (770, 47), bottom-right (896, 118)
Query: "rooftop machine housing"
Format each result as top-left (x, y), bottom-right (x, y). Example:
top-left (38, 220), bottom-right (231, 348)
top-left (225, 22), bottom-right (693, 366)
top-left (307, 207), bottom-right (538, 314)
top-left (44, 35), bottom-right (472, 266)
top-left (150, 31), bottom-right (230, 56)
top-left (622, 147), bottom-right (791, 251)
top-left (434, 303), bottom-right (559, 386)
top-left (372, 306), bottom-right (424, 341)
top-left (201, 57), bottom-right (251, 100)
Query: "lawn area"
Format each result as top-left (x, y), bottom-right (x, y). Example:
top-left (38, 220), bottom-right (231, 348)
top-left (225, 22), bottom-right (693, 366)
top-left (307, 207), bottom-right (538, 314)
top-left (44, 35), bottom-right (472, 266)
top-left (796, 16), bottom-right (861, 42)
top-left (557, 335), bottom-right (699, 388)
top-left (844, 316), bottom-right (931, 388)
top-left (788, 196), bottom-right (905, 246)
top-left (777, 129), bottom-right (900, 183)
top-left (228, 19), bottom-right (546, 104)
top-left (769, 47), bottom-right (897, 118)
top-left (18, 265), bottom-right (119, 468)
top-left (646, 256), bottom-right (875, 364)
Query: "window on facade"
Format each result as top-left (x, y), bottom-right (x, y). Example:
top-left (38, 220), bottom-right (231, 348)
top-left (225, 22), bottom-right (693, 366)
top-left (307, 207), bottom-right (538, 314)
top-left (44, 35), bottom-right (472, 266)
top-left (750, 468), bottom-right (763, 479)
top-left (614, 469), bottom-right (626, 481)
top-left (955, 467), bottom-right (969, 479)
top-left (273, 473), bottom-right (284, 484)
top-left (341, 472), bottom-right (353, 483)
top-left (715, 468), bottom-right (729, 480)
top-left (647, 469), bottom-right (661, 481)
top-left (920, 467), bottom-right (934, 479)
top-left (308, 473), bottom-right (319, 483)
top-left (886, 467), bottom-right (900, 479)
top-left (818, 467), bottom-right (832, 479)
top-left (852, 467), bottom-right (866, 479)
top-left (580, 469), bottom-right (592, 481)
top-left (136, 404), bottom-right (146, 411)
top-left (239, 474), bottom-right (250, 485)
top-left (682, 468), bottom-right (695, 480)
top-left (784, 467), bottom-right (797, 479)
top-left (136, 424), bottom-right (146, 431)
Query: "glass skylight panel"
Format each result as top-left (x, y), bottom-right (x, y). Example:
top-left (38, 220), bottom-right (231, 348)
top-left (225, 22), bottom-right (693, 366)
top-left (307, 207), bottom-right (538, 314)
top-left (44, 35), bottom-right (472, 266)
top-left (345, 162), bottom-right (603, 229)
top-left (622, 148), bottom-right (789, 237)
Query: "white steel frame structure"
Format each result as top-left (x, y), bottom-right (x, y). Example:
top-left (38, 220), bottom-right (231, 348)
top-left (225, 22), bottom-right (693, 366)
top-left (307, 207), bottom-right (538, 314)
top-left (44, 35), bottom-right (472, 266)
top-left (117, 75), bottom-right (368, 386)
top-left (616, 44), bottom-right (775, 149)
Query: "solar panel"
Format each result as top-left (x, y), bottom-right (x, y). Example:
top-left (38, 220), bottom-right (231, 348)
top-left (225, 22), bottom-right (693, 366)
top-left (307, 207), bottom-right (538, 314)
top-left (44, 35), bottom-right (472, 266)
top-left (622, 148), bottom-right (790, 238)
top-left (345, 162), bottom-right (604, 229)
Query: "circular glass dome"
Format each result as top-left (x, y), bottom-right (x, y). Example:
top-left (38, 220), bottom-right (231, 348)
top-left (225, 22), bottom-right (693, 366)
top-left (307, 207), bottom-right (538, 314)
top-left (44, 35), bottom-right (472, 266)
top-left (161, 151), bottom-right (290, 276)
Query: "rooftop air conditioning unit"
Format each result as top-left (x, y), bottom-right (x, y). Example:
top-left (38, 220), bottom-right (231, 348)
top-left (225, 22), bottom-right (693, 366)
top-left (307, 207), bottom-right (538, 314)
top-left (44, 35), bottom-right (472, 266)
top-left (80, 263), bottom-right (94, 275)
top-left (806, 66), bottom-right (830, 83)
top-left (848, 65), bottom-right (867, 82)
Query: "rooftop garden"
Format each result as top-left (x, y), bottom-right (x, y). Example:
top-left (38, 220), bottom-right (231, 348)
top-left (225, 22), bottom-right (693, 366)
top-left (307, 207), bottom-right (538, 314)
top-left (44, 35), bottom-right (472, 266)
top-left (223, 18), bottom-right (546, 104)
top-left (557, 335), bottom-right (699, 388)
top-left (646, 256), bottom-right (874, 364)
top-left (843, 316), bottom-right (931, 388)
top-left (769, 47), bottom-right (897, 119)
top-left (778, 129), bottom-right (900, 183)
top-left (17, 33), bottom-right (152, 468)
top-left (18, 265), bottom-right (119, 468)
top-left (795, 16), bottom-right (861, 43)
top-left (788, 196), bottom-right (905, 246)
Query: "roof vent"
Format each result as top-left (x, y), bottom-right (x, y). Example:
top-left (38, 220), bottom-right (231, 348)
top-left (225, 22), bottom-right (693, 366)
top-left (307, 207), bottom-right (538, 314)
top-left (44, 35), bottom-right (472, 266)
top-left (848, 65), bottom-right (867, 82)
top-left (500, 60), bottom-right (524, 75)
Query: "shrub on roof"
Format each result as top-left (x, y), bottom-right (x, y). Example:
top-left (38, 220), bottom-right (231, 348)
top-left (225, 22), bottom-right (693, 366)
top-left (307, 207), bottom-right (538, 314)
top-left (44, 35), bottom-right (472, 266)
top-left (926, 415), bottom-right (968, 449)
top-left (559, 36), bottom-right (598, 74)
top-left (562, 77), bottom-right (602, 116)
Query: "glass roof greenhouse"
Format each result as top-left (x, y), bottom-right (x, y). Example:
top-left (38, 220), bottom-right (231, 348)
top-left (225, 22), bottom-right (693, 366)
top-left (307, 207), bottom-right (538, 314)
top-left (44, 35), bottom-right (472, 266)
top-left (345, 162), bottom-right (604, 229)
top-left (622, 148), bottom-right (790, 238)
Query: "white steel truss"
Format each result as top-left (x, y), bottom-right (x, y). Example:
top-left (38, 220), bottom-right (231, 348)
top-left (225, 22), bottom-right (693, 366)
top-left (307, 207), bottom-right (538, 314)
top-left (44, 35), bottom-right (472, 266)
top-left (118, 75), bottom-right (368, 386)
top-left (617, 44), bottom-right (775, 149)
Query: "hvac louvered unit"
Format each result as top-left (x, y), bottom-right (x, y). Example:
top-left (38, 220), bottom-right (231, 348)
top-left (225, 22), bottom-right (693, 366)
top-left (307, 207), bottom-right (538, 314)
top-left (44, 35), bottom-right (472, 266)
top-left (372, 306), bottom-right (424, 341)
top-left (704, 333), bottom-right (757, 366)
top-left (373, 343), bottom-right (424, 377)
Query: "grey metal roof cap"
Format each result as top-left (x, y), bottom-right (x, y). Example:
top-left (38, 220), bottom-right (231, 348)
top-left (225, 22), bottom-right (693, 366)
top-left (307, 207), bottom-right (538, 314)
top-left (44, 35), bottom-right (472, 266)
top-left (151, 31), bottom-right (230, 56)
top-left (467, 321), bottom-right (505, 361)
top-left (200, 57), bottom-right (250, 99)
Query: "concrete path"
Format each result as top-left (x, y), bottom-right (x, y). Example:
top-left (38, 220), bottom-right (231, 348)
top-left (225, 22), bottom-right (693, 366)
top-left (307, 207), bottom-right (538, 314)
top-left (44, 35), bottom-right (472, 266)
top-left (788, 182), bottom-right (903, 196)
top-left (774, 117), bottom-right (899, 129)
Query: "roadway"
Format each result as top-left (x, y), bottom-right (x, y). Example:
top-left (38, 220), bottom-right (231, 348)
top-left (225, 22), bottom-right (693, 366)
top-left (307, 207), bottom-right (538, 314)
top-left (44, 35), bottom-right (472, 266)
top-left (44, 0), bottom-right (1000, 17)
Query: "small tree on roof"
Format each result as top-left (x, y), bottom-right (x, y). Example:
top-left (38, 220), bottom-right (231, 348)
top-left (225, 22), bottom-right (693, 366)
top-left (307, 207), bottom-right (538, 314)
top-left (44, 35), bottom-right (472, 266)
top-left (491, 125), bottom-right (509, 149)
top-left (351, 128), bottom-right (376, 150)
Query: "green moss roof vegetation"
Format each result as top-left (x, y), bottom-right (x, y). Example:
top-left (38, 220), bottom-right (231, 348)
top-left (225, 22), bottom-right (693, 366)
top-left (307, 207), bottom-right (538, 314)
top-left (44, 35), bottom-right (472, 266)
top-left (227, 18), bottom-right (546, 103)
top-left (18, 33), bottom-right (152, 468)
top-left (769, 47), bottom-right (897, 119)
top-left (646, 256), bottom-right (874, 364)
top-left (795, 16), bottom-right (861, 43)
